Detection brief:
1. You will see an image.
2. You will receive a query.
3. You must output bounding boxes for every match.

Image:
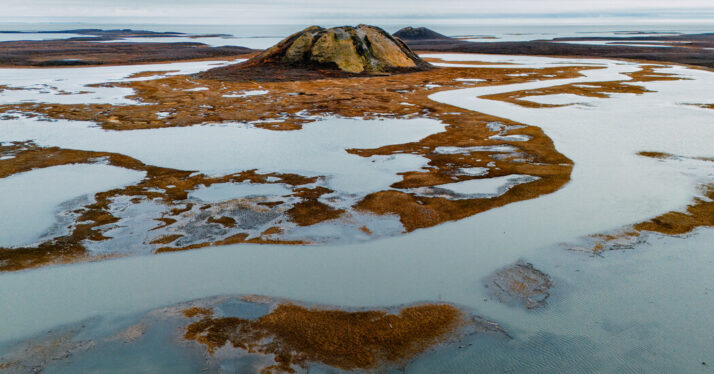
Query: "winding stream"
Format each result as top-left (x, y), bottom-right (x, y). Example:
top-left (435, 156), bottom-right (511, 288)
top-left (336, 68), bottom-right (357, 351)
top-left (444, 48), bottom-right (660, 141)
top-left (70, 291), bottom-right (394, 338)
top-left (1, 55), bottom-right (713, 372)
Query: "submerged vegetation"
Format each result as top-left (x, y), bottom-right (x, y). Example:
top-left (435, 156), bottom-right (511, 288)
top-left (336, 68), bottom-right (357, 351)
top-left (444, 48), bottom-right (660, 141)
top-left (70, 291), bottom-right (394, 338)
top-left (0, 22), bottom-right (713, 374)
top-left (182, 301), bottom-right (468, 372)
top-left (0, 296), bottom-right (500, 373)
top-left (1, 52), bottom-right (706, 271)
top-left (0, 58), bottom-right (591, 271)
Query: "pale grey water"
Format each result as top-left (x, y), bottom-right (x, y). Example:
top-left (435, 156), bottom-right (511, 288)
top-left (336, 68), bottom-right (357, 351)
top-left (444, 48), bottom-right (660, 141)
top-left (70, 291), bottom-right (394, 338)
top-left (0, 22), bottom-right (711, 41)
top-left (0, 23), bottom-right (713, 373)
top-left (2, 229), bottom-right (712, 373)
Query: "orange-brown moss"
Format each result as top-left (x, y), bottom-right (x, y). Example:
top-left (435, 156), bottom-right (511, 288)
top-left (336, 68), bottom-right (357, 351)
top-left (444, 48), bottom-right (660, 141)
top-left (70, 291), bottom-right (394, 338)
top-left (126, 70), bottom-right (179, 79)
top-left (691, 103), bottom-right (714, 109)
top-left (0, 60), bottom-right (594, 270)
top-left (149, 234), bottom-right (184, 245)
top-left (633, 185), bottom-right (714, 235)
top-left (479, 65), bottom-right (683, 108)
top-left (151, 217), bottom-right (177, 230)
top-left (287, 187), bottom-right (344, 226)
top-left (0, 64), bottom-right (593, 132)
top-left (207, 216), bottom-right (237, 228)
top-left (287, 201), bottom-right (345, 227)
top-left (155, 242), bottom-right (211, 254)
top-left (626, 65), bottom-right (686, 82)
top-left (0, 361), bottom-right (15, 370)
top-left (0, 141), bottom-right (148, 178)
top-left (154, 233), bottom-right (307, 254)
top-left (358, 172), bottom-right (570, 231)
top-left (628, 153), bottom-right (714, 236)
top-left (576, 184), bottom-right (713, 253)
top-left (421, 57), bottom-right (513, 66)
top-left (261, 226), bottom-right (283, 236)
top-left (0, 143), bottom-right (319, 271)
top-left (182, 306), bottom-right (214, 318)
top-left (359, 226), bottom-right (372, 235)
top-left (573, 152), bottom-right (714, 253)
top-left (638, 151), bottom-right (714, 163)
top-left (257, 201), bottom-right (284, 208)
top-left (183, 303), bottom-right (466, 372)
top-left (638, 151), bottom-right (673, 159)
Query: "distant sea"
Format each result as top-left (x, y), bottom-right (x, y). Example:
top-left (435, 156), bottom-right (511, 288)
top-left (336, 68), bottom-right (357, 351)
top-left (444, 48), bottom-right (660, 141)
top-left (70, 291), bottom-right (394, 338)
top-left (0, 22), bottom-right (711, 42)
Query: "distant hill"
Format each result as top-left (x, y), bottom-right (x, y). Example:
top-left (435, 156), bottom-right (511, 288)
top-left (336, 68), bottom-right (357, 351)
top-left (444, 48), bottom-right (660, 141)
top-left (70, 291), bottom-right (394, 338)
top-left (393, 27), bottom-right (451, 41)
top-left (199, 25), bottom-right (433, 82)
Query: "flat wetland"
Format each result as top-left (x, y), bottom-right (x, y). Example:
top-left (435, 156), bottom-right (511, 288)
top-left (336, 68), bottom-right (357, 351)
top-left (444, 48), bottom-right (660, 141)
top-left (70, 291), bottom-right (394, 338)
top-left (0, 26), bottom-right (713, 373)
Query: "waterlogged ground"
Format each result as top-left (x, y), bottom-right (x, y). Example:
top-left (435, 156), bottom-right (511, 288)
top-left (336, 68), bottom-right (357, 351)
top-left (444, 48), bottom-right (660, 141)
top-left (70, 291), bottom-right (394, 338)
top-left (0, 56), bottom-right (583, 269)
top-left (0, 53), bottom-right (713, 372)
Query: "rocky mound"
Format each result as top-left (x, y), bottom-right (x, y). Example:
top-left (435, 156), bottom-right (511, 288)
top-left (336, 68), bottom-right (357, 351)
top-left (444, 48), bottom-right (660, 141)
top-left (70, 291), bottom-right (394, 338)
top-left (199, 25), bottom-right (433, 81)
top-left (486, 261), bottom-right (553, 309)
top-left (393, 27), bottom-right (451, 41)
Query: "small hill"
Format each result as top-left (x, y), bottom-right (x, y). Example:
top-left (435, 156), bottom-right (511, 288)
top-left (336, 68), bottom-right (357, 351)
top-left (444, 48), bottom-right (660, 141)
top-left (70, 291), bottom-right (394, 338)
top-left (393, 27), bottom-right (451, 41)
top-left (199, 25), bottom-right (433, 82)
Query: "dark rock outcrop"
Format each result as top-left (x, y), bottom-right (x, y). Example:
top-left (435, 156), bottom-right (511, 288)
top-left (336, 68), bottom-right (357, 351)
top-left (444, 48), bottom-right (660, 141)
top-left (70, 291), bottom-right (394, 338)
top-left (199, 25), bottom-right (433, 82)
top-left (393, 27), bottom-right (451, 41)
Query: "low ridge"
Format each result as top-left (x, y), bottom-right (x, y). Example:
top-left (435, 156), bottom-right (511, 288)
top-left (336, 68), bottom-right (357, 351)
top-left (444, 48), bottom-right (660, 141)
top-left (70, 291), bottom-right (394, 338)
top-left (199, 25), bottom-right (433, 82)
top-left (393, 27), bottom-right (452, 41)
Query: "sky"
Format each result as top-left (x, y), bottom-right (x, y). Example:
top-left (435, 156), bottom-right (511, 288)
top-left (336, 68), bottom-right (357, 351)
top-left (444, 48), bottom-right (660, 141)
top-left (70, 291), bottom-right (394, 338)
top-left (2, 0), bottom-right (714, 25)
